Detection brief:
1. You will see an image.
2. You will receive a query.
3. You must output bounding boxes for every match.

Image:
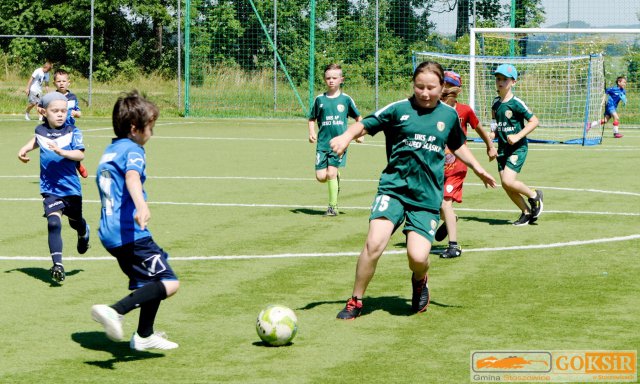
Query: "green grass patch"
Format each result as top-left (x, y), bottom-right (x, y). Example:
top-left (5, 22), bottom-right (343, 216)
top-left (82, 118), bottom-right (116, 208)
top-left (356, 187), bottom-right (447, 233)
top-left (1, 117), bottom-right (639, 383)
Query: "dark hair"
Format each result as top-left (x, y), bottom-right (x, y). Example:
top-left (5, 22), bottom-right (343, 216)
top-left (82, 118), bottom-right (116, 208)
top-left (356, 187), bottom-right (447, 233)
top-left (324, 63), bottom-right (342, 74)
top-left (616, 76), bottom-right (626, 84)
top-left (441, 86), bottom-right (462, 107)
top-left (112, 90), bottom-right (159, 139)
top-left (413, 61), bottom-right (444, 85)
top-left (54, 69), bottom-right (69, 80)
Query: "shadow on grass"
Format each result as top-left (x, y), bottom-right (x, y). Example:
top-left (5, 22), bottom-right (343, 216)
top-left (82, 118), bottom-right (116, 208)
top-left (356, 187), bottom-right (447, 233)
top-left (4, 267), bottom-right (84, 287)
top-left (71, 332), bottom-right (164, 369)
top-left (298, 295), bottom-right (462, 317)
top-left (461, 215), bottom-right (513, 226)
top-left (290, 208), bottom-right (349, 216)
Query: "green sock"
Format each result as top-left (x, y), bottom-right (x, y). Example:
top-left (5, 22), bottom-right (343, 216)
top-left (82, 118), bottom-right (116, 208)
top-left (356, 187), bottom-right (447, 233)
top-left (328, 178), bottom-right (339, 208)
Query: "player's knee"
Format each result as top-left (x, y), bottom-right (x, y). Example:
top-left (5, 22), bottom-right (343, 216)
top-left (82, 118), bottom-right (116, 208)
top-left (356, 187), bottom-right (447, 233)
top-left (47, 215), bottom-right (62, 233)
top-left (163, 279), bottom-right (180, 297)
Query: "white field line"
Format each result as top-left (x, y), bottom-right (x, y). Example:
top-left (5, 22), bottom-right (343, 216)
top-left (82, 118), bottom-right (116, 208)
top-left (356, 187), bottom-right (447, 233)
top-left (79, 134), bottom-right (639, 151)
top-left (1, 174), bottom-right (639, 197)
top-left (2, 234), bottom-right (639, 262)
top-left (0, 197), bottom-right (638, 216)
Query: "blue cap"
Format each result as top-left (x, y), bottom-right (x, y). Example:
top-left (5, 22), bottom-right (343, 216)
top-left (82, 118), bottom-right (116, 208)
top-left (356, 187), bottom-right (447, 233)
top-left (41, 92), bottom-right (68, 108)
top-left (444, 71), bottom-right (462, 87)
top-left (494, 64), bottom-right (518, 80)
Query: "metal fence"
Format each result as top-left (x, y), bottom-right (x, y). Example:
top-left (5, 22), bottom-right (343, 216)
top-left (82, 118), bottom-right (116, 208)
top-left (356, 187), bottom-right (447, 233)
top-left (183, 0), bottom-right (639, 119)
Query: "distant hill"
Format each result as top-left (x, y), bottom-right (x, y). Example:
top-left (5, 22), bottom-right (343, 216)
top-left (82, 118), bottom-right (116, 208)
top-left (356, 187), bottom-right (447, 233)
top-left (548, 20), bottom-right (640, 29)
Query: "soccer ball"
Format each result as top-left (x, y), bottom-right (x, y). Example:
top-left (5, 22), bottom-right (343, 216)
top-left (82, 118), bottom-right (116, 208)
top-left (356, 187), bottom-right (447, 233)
top-left (256, 304), bottom-right (298, 346)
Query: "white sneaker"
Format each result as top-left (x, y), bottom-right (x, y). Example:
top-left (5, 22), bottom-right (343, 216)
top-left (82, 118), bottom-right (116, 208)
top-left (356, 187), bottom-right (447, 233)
top-left (25, 113), bottom-right (31, 121)
top-left (91, 304), bottom-right (124, 341)
top-left (130, 331), bottom-right (179, 351)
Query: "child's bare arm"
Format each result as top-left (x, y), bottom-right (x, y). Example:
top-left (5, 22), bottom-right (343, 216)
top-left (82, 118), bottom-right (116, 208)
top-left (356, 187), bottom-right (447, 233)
top-left (507, 115), bottom-right (539, 145)
top-left (125, 170), bottom-right (151, 230)
top-left (330, 121), bottom-right (367, 156)
top-left (473, 122), bottom-right (497, 161)
top-left (17, 137), bottom-right (38, 163)
top-left (308, 119), bottom-right (317, 143)
top-left (47, 143), bottom-right (85, 161)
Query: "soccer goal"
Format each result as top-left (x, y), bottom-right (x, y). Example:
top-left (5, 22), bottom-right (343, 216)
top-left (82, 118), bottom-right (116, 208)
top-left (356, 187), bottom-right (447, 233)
top-left (415, 27), bottom-right (640, 145)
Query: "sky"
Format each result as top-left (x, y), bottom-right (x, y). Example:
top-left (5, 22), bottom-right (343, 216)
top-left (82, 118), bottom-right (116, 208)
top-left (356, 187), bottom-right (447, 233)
top-left (429, 0), bottom-right (640, 35)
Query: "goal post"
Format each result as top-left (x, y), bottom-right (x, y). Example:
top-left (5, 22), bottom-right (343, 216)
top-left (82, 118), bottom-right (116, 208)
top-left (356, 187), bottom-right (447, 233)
top-left (414, 51), bottom-right (605, 145)
top-left (464, 27), bottom-right (640, 145)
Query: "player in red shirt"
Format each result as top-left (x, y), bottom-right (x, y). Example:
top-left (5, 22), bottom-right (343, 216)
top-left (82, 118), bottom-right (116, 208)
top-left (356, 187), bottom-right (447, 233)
top-left (437, 71), bottom-right (497, 258)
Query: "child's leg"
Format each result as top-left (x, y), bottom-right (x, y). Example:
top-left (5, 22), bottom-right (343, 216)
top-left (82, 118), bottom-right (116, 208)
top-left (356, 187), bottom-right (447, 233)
top-left (611, 112), bottom-right (622, 137)
top-left (351, 219), bottom-right (394, 299)
top-left (406, 231), bottom-right (432, 312)
top-left (500, 168), bottom-right (534, 213)
top-left (440, 198), bottom-right (457, 242)
top-left (406, 231), bottom-right (431, 279)
top-left (326, 166), bottom-right (339, 209)
top-left (136, 280), bottom-right (179, 337)
top-left (47, 212), bottom-right (64, 265)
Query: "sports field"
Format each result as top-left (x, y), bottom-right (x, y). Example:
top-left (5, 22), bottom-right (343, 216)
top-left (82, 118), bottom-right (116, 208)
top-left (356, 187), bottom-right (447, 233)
top-left (1, 116), bottom-right (639, 383)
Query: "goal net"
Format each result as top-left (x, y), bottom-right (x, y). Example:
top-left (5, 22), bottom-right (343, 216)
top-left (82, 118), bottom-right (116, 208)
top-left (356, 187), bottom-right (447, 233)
top-left (413, 51), bottom-right (605, 145)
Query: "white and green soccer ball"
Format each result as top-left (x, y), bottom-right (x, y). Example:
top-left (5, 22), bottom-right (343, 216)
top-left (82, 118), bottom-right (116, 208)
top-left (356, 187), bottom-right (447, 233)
top-left (256, 304), bottom-right (298, 346)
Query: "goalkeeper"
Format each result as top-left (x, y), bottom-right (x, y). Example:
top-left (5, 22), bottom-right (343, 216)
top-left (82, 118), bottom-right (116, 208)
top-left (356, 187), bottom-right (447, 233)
top-left (589, 76), bottom-right (627, 139)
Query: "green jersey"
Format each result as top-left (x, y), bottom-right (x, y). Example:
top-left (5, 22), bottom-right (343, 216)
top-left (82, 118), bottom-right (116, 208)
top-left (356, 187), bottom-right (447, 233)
top-left (492, 95), bottom-right (534, 155)
top-left (309, 92), bottom-right (361, 151)
top-left (363, 97), bottom-right (466, 211)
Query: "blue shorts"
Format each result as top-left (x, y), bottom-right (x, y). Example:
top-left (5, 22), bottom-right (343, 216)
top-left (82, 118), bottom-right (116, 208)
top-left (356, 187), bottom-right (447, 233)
top-left (42, 194), bottom-right (83, 220)
top-left (106, 237), bottom-right (178, 290)
top-left (604, 105), bottom-right (617, 117)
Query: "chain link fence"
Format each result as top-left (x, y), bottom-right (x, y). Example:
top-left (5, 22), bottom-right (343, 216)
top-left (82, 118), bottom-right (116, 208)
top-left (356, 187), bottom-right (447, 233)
top-left (185, 0), bottom-right (639, 121)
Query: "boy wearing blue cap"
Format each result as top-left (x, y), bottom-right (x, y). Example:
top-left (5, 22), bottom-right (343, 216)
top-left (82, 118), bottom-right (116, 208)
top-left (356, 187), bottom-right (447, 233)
top-left (17, 92), bottom-right (91, 282)
top-left (492, 64), bottom-right (543, 226)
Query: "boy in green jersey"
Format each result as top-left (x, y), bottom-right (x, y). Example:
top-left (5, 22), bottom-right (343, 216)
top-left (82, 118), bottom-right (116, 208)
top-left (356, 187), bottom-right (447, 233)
top-left (308, 64), bottom-right (363, 216)
top-left (491, 64), bottom-right (543, 226)
top-left (330, 61), bottom-right (497, 320)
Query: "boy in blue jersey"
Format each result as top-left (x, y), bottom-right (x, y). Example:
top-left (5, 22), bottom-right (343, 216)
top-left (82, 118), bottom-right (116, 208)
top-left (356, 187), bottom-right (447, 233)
top-left (589, 76), bottom-right (627, 138)
top-left (39, 69), bottom-right (88, 178)
top-left (491, 64), bottom-right (543, 226)
top-left (91, 91), bottom-right (180, 351)
top-left (17, 92), bottom-right (91, 283)
top-left (308, 63), bottom-right (363, 216)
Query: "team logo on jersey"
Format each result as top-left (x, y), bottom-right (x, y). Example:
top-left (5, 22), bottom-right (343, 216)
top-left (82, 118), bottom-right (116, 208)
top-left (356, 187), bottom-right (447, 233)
top-left (337, 104), bottom-right (345, 112)
top-left (437, 121), bottom-right (445, 131)
top-left (505, 110), bottom-right (513, 119)
top-left (509, 154), bottom-right (519, 165)
top-left (400, 115), bottom-right (410, 121)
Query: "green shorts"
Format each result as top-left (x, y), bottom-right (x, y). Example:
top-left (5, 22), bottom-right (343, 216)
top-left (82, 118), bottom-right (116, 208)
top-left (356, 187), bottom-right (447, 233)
top-left (369, 194), bottom-right (440, 243)
top-left (497, 146), bottom-right (528, 173)
top-left (315, 149), bottom-right (347, 170)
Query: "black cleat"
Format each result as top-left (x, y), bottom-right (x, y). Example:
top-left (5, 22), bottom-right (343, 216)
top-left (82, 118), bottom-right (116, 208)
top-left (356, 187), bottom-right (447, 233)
top-left (324, 206), bottom-right (338, 217)
top-left (411, 273), bottom-right (430, 313)
top-left (513, 212), bottom-right (531, 226)
top-left (337, 297), bottom-right (362, 320)
top-left (528, 189), bottom-right (544, 222)
top-left (77, 223), bottom-right (90, 254)
top-left (50, 263), bottom-right (65, 282)
top-left (440, 244), bottom-right (462, 259)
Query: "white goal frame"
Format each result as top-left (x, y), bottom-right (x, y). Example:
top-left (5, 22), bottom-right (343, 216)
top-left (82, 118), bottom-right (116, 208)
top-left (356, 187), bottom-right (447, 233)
top-left (469, 27), bottom-right (640, 109)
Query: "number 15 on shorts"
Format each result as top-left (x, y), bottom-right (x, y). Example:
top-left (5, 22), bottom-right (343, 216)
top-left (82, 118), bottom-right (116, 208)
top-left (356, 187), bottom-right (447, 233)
top-left (372, 194), bottom-right (391, 212)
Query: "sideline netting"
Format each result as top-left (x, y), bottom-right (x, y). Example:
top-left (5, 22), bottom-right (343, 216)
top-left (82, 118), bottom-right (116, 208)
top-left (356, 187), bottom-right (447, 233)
top-left (413, 51), bottom-right (605, 145)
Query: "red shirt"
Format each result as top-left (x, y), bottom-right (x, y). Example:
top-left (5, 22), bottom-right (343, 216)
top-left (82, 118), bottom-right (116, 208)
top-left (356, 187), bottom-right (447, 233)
top-left (444, 103), bottom-right (479, 176)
